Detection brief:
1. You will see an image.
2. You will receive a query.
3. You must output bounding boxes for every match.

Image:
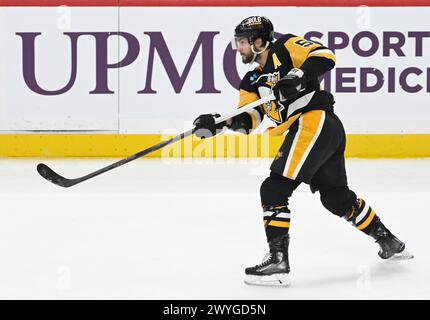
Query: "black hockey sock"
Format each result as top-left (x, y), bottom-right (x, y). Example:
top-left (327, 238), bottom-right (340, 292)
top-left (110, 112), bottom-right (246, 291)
top-left (344, 198), bottom-right (379, 235)
top-left (263, 205), bottom-right (291, 243)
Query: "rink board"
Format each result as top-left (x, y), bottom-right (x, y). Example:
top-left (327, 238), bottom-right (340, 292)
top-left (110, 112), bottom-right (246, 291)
top-left (1, 1), bottom-right (429, 157)
top-left (1, 133), bottom-right (429, 158)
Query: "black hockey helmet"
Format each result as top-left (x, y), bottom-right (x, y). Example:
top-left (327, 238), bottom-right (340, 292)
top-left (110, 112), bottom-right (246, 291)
top-left (234, 16), bottom-right (274, 45)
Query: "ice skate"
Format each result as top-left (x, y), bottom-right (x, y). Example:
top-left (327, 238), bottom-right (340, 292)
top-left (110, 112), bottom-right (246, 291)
top-left (244, 235), bottom-right (291, 287)
top-left (369, 217), bottom-right (414, 260)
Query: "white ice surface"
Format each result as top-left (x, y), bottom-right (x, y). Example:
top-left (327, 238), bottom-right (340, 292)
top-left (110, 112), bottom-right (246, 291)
top-left (0, 157), bottom-right (429, 299)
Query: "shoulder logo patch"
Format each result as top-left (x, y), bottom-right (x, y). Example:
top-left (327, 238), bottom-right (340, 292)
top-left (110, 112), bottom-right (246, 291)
top-left (249, 73), bottom-right (259, 82)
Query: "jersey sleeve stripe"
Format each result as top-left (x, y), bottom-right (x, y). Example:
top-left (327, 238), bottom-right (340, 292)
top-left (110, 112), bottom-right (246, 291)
top-left (238, 89), bottom-right (260, 107)
top-left (307, 49), bottom-right (336, 62)
top-left (284, 36), bottom-right (336, 68)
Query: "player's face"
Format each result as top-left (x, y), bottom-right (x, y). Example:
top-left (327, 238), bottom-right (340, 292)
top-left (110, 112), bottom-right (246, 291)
top-left (233, 37), bottom-right (254, 64)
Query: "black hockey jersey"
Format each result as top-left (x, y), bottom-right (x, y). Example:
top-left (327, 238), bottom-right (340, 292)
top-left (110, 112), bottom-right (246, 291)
top-left (237, 33), bottom-right (336, 134)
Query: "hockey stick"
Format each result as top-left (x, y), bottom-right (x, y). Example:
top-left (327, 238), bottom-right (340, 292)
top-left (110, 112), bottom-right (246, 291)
top-left (37, 93), bottom-right (276, 188)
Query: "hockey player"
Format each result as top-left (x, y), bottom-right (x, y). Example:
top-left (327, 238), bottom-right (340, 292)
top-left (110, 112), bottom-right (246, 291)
top-left (193, 16), bottom-right (412, 287)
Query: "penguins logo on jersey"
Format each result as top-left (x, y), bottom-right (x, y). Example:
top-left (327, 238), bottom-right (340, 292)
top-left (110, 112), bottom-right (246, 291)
top-left (251, 71), bottom-right (280, 88)
top-left (258, 89), bottom-right (284, 124)
top-left (266, 72), bottom-right (280, 88)
top-left (251, 71), bottom-right (283, 123)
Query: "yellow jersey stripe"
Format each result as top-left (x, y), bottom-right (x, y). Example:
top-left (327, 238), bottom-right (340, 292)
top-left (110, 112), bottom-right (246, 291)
top-left (292, 111), bottom-right (326, 179)
top-left (284, 36), bottom-right (321, 69)
top-left (247, 111), bottom-right (257, 129)
top-left (269, 113), bottom-right (301, 136)
top-left (264, 220), bottom-right (290, 228)
top-left (284, 110), bottom-right (325, 179)
top-left (238, 89), bottom-right (260, 108)
top-left (273, 205), bottom-right (288, 210)
top-left (357, 210), bottom-right (376, 230)
top-left (307, 52), bottom-right (336, 63)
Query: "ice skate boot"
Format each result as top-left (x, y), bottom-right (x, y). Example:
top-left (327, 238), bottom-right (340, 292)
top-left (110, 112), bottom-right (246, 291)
top-left (244, 235), bottom-right (291, 287)
top-left (369, 217), bottom-right (414, 260)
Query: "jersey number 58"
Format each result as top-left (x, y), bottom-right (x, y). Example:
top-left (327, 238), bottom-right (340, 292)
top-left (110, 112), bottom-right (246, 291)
top-left (294, 39), bottom-right (314, 47)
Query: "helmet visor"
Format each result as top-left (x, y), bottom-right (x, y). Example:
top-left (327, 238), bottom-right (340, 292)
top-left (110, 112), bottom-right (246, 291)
top-left (231, 36), bottom-right (250, 50)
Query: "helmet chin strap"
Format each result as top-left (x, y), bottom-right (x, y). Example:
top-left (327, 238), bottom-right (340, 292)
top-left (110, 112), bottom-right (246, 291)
top-left (249, 41), bottom-right (270, 64)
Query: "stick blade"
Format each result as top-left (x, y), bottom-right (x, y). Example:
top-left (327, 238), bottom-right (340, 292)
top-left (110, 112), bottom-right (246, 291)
top-left (37, 163), bottom-right (75, 188)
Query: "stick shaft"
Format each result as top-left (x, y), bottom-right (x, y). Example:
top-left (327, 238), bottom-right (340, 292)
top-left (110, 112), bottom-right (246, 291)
top-left (38, 94), bottom-right (275, 187)
top-left (79, 93), bottom-right (275, 181)
top-left (71, 129), bottom-right (194, 184)
top-left (82, 93), bottom-right (275, 180)
top-left (215, 93), bottom-right (274, 125)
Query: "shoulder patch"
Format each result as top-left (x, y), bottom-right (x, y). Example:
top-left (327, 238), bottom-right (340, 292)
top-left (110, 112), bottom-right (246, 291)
top-left (249, 72), bottom-right (259, 82)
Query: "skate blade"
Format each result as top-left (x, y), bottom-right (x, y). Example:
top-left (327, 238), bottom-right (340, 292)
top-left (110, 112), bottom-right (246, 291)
top-left (244, 273), bottom-right (291, 287)
top-left (388, 250), bottom-right (414, 261)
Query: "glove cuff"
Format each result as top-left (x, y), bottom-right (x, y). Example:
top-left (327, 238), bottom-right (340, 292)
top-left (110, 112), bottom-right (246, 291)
top-left (287, 68), bottom-right (305, 78)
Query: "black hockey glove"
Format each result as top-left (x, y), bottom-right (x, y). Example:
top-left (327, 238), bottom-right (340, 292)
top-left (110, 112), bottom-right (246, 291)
top-left (273, 68), bottom-right (307, 102)
top-left (193, 113), bottom-right (226, 139)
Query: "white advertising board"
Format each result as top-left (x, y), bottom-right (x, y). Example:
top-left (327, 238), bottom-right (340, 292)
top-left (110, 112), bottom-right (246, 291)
top-left (0, 7), bottom-right (429, 133)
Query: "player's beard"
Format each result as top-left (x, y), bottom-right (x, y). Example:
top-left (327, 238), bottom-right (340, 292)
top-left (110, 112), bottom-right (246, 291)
top-left (241, 52), bottom-right (255, 64)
